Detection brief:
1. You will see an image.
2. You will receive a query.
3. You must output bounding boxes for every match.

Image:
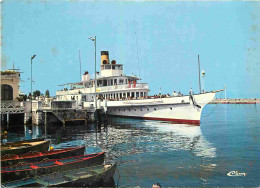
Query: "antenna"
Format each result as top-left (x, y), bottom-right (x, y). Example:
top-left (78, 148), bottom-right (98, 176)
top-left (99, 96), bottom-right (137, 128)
top-left (198, 55), bottom-right (201, 93)
top-left (79, 50), bottom-right (82, 82)
top-left (134, 20), bottom-right (141, 82)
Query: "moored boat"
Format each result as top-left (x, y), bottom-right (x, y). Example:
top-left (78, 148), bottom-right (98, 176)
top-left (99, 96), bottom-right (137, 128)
top-left (1, 140), bottom-right (50, 156)
top-left (2, 162), bottom-right (117, 187)
top-left (55, 51), bottom-right (221, 125)
top-left (1, 152), bottom-right (105, 183)
top-left (1, 146), bottom-right (85, 167)
top-left (1, 138), bottom-right (44, 146)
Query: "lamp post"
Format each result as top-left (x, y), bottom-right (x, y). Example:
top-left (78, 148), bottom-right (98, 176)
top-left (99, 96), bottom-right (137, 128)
top-left (31, 54), bottom-right (36, 124)
top-left (88, 36), bottom-right (97, 110)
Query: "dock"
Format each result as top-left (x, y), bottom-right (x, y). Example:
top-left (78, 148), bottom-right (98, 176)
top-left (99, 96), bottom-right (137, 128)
top-left (1, 99), bottom-right (102, 127)
top-left (210, 98), bottom-right (260, 104)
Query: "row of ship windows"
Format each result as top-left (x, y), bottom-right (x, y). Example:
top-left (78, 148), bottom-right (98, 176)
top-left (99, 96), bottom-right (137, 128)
top-left (111, 107), bottom-right (174, 112)
top-left (100, 92), bottom-right (147, 99)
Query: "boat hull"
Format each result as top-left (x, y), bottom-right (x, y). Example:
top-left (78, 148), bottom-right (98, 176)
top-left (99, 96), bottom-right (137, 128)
top-left (1, 140), bottom-right (50, 156)
top-left (2, 162), bottom-right (117, 187)
top-left (106, 92), bottom-right (216, 124)
top-left (1, 146), bottom-right (85, 167)
top-left (51, 163), bottom-right (117, 187)
top-left (1, 138), bottom-right (44, 146)
top-left (1, 152), bottom-right (105, 183)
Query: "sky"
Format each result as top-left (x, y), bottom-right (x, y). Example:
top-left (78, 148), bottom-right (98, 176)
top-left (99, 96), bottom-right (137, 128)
top-left (1, 0), bottom-right (260, 98)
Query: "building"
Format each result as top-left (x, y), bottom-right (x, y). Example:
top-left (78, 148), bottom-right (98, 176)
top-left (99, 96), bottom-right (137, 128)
top-left (1, 70), bottom-right (21, 101)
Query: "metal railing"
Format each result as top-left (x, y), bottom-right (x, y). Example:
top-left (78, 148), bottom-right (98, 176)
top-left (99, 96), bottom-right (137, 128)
top-left (56, 83), bottom-right (149, 95)
top-left (1, 101), bottom-right (25, 114)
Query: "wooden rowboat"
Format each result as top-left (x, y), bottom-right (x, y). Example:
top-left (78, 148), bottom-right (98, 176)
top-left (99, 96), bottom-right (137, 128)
top-left (2, 162), bottom-right (117, 187)
top-left (1, 152), bottom-right (105, 183)
top-left (1, 146), bottom-right (85, 167)
top-left (1, 140), bottom-right (50, 156)
top-left (1, 138), bottom-right (44, 146)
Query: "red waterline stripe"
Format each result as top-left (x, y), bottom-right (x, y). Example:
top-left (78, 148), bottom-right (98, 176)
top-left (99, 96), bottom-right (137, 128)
top-left (109, 115), bottom-right (200, 125)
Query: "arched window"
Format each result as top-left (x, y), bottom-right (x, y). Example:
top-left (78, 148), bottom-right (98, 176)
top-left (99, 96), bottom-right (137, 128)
top-left (1, 84), bottom-right (13, 100)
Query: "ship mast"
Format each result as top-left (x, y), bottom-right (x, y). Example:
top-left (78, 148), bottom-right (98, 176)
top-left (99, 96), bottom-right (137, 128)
top-left (198, 55), bottom-right (201, 93)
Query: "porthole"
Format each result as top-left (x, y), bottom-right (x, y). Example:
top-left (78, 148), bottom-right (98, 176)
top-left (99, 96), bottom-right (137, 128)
top-left (147, 108), bottom-right (149, 111)
top-left (154, 108), bottom-right (156, 111)
top-left (140, 109), bottom-right (143, 111)
top-left (129, 109), bottom-right (131, 111)
top-left (134, 109), bottom-right (136, 111)
top-left (170, 107), bottom-right (172, 110)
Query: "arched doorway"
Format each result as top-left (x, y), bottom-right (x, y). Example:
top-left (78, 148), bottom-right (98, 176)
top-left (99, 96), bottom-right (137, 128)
top-left (1, 84), bottom-right (13, 100)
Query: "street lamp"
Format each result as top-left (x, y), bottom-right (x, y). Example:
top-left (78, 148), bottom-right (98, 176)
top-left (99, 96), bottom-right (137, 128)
top-left (88, 36), bottom-right (97, 110)
top-left (31, 54), bottom-right (36, 124)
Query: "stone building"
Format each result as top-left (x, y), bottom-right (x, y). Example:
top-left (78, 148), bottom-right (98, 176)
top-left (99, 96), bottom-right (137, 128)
top-left (1, 70), bottom-right (20, 101)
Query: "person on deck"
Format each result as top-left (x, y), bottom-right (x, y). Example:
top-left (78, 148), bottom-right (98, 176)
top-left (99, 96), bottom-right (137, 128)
top-left (189, 87), bottom-right (194, 95)
top-left (172, 91), bottom-right (178, 96)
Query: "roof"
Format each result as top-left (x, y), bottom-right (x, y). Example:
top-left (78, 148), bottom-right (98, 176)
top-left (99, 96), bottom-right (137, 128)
top-left (58, 75), bottom-right (140, 86)
top-left (1, 70), bottom-right (20, 75)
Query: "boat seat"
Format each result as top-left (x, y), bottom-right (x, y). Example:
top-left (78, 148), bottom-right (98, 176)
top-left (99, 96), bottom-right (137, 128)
top-left (30, 164), bottom-right (39, 169)
top-left (54, 161), bottom-right (64, 165)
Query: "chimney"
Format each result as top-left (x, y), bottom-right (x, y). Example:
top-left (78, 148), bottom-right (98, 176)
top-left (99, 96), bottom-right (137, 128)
top-left (101, 51), bottom-right (110, 65)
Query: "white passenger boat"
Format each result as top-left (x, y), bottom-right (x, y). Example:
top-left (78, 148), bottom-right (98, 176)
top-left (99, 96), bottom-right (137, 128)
top-left (56, 51), bottom-right (220, 124)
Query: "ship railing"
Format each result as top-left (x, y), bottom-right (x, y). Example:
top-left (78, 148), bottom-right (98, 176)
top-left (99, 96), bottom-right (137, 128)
top-left (98, 83), bottom-right (148, 92)
top-left (56, 83), bottom-right (149, 95)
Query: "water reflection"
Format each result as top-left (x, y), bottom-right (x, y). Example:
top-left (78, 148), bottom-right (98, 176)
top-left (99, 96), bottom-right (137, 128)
top-left (24, 125), bottom-right (42, 140)
top-left (105, 118), bottom-right (216, 159)
top-left (20, 118), bottom-right (216, 160)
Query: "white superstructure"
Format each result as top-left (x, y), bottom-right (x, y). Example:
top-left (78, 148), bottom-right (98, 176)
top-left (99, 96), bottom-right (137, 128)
top-left (56, 51), bottom-right (218, 124)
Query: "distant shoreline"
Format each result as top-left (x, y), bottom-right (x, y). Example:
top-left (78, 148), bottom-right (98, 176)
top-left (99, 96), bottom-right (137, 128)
top-left (210, 99), bottom-right (260, 104)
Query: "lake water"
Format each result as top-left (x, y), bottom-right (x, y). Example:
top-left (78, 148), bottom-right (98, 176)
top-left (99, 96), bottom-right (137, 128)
top-left (3, 104), bottom-right (260, 187)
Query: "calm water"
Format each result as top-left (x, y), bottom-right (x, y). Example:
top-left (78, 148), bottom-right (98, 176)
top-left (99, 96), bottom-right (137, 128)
top-left (3, 104), bottom-right (260, 187)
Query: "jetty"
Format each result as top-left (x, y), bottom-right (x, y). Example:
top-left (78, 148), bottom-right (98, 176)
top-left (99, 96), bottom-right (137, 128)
top-left (210, 98), bottom-right (260, 104)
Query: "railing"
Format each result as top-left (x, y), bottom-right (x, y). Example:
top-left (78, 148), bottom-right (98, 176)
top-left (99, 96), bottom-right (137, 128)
top-left (98, 83), bottom-right (148, 92)
top-left (1, 101), bottom-right (25, 114)
top-left (56, 83), bottom-right (149, 95)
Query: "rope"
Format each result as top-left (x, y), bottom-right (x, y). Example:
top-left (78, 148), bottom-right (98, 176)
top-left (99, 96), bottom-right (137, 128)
top-left (202, 90), bottom-right (223, 117)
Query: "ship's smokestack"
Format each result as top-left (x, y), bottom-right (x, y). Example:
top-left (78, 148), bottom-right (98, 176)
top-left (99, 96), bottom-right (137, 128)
top-left (101, 51), bottom-right (110, 65)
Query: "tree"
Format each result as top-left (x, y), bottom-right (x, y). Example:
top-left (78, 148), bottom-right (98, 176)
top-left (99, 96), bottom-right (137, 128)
top-left (16, 94), bottom-right (27, 101)
top-left (23, 94), bottom-right (28, 101)
top-left (45, 89), bottom-right (50, 98)
top-left (28, 93), bottom-right (32, 99)
top-left (33, 90), bottom-right (41, 99)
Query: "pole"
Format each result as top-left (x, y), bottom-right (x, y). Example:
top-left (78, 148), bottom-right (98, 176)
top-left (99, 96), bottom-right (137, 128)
top-left (198, 55), bottom-right (201, 94)
top-left (31, 57), bottom-right (33, 124)
top-left (79, 50), bottom-right (81, 81)
top-left (30, 55), bottom-right (36, 125)
top-left (94, 36), bottom-right (97, 109)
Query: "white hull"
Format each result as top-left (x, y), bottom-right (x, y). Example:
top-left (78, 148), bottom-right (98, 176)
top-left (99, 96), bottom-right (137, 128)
top-left (105, 92), bottom-right (215, 124)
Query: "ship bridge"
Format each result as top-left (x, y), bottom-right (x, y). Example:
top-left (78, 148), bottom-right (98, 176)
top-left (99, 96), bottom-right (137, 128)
top-left (99, 51), bottom-right (124, 77)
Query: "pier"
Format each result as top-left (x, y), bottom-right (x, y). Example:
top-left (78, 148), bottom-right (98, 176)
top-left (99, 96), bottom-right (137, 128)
top-left (210, 98), bottom-right (260, 104)
top-left (1, 99), bottom-right (102, 127)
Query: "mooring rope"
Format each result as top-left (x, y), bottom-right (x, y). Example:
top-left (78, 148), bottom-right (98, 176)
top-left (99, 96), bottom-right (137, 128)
top-left (202, 90), bottom-right (224, 117)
